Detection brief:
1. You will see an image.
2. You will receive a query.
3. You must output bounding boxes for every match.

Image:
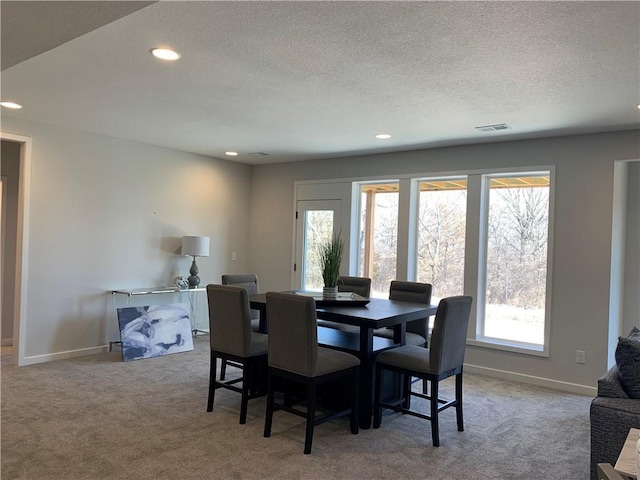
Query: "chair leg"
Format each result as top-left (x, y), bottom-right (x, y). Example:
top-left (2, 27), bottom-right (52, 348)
top-left (263, 373), bottom-right (274, 438)
top-left (304, 382), bottom-right (317, 454)
top-left (430, 379), bottom-right (440, 447)
top-left (239, 359), bottom-right (251, 424)
top-left (207, 352), bottom-right (217, 412)
top-left (350, 367), bottom-right (359, 435)
top-left (220, 358), bottom-right (227, 381)
top-left (455, 371), bottom-right (464, 432)
top-left (402, 374), bottom-right (412, 409)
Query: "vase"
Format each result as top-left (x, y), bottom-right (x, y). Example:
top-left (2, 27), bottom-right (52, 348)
top-left (322, 286), bottom-right (338, 300)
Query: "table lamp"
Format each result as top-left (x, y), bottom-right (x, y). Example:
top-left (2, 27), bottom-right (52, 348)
top-left (181, 236), bottom-right (210, 288)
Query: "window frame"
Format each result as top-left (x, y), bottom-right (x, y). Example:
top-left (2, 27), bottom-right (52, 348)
top-left (466, 167), bottom-right (555, 357)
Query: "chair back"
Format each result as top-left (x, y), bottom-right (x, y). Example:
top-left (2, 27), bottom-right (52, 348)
top-left (429, 295), bottom-right (473, 374)
top-left (207, 284), bottom-right (253, 356)
top-left (266, 292), bottom-right (318, 377)
top-left (337, 276), bottom-right (372, 298)
top-left (389, 281), bottom-right (433, 339)
top-left (222, 274), bottom-right (260, 320)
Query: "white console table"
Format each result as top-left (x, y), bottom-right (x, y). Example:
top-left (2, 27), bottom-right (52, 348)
top-left (110, 287), bottom-right (207, 351)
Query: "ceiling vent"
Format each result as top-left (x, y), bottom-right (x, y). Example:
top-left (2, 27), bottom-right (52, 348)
top-left (249, 152), bottom-right (270, 156)
top-left (475, 123), bottom-right (511, 132)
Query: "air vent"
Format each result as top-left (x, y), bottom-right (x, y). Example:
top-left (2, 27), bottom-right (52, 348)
top-left (475, 123), bottom-right (511, 132)
top-left (249, 152), bottom-right (270, 156)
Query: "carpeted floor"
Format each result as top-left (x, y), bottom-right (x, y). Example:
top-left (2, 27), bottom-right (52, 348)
top-left (1, 337), bottom-right (592, 479)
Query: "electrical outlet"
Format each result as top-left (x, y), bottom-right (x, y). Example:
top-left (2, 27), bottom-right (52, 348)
top-left (576, 350), bottom-right (586, 364)
top-left (231, 251), bottom-right (237, 261)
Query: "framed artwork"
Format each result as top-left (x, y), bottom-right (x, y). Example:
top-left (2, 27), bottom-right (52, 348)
top-left (117, 303), bottom-right (194, 362)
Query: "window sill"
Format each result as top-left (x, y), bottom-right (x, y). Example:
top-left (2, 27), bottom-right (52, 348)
top-left (466, 337), bottom-right (549, 357)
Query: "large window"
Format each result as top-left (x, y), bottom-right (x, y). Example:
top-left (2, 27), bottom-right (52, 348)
top-left (416, 178), bottom-right (467, 302)
top-left (357, 183), bottom-right (399, 297)
top-left (480, 174), bottom-right (550, 347)
top-left (348, 169), bottom-right (553, 354)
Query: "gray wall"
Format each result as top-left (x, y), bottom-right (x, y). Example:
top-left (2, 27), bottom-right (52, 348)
top-left (1, 140), bottom-right (20, 345)
top-left (624, 161), bottom-right (640, 331)
top-left (249, 131), bottom-right (640, 391)
top-left (2, 117), bottom-right (252, 363)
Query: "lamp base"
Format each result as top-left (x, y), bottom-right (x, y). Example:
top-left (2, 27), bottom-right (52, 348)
top-left (188, 257), bottom-right (200, 288)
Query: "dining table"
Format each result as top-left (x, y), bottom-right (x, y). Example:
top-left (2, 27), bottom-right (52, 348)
top-left (249, 292), bottom-right (438, 429)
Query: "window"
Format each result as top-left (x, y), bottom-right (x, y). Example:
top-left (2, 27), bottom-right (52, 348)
top-left (357, 182), bottom-right (399, 297)
top-left (479, 174), bottom-right (551, 348)
top-left (416, 178), bottom-right (467, 302)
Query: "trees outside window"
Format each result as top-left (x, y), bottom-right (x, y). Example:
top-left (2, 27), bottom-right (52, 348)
top-left (358, 183), bottom-right (398, 297)
top-left (482, 175), bottom-right (550, 345)
top-left (416, 179), bottom-right (467, 302)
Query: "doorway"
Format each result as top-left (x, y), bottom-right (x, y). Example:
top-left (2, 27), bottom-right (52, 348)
top-left (0, 132), bottom-right (31, 366)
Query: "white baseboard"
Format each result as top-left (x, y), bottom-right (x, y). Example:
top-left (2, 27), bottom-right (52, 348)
top-left (465, 363), bottom-right (597, 397)
top-left (19, 345), bottom-right (110, 366)
top-left (1, 338), bottom-right (13, 346)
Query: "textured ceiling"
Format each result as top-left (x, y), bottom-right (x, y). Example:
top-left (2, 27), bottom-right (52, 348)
top-left (1, 1), bottom-right (639, 165)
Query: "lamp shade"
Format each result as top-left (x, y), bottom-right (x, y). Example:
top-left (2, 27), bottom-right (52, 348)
top-left (182, 236), bottom-right (210, 257)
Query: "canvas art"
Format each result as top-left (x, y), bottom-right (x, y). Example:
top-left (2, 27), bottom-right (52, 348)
top-left (117, 303), bottom-right (194, 362)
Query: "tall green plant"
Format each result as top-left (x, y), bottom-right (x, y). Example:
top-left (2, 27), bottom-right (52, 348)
top-left (319, 234), bottom-right (344, 288)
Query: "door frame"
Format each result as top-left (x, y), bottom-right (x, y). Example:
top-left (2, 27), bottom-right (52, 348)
top-left (1, 131), bottom-right (32, 366)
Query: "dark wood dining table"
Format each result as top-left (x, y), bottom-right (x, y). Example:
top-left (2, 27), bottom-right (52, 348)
top-left (249, 292), bottom-right (438, 429)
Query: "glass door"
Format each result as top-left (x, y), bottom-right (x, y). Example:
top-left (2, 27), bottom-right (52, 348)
top-left (294, 200), bottom-right (341, 291)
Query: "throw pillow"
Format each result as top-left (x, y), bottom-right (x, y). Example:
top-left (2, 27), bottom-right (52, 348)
top-left (615, 335), bottom-right (640, 399)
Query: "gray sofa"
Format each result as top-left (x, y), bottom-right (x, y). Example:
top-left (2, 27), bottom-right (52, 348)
top-left (590, 365), bottom-right (640, 480)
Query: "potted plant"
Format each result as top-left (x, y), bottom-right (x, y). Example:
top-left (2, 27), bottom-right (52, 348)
top-left (319, 233), bottom-right (344, 299)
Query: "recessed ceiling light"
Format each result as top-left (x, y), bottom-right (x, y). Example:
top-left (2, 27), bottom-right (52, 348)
top-left (637, 103), bottom-right (640, 110)
top-left (225, 151), bottom-right (239, 156)
top-left (0, 101), bottom-right (22, 109)
top-left (150, 48), bottom-right (181, 61)
top-left (375, 133), bottom-right (391, 139)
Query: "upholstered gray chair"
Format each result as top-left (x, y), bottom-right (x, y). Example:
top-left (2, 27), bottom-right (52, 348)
top-left (222, 274), bottom-right (261, 331)
top-left (220, 274), bottom-right (261, 379)
top-left (597, 464), bottom-right (625, 480)
top-left (337, 275), bottom-right (372, 297)
top-left (206, 284), bottom-right (268, 424)
top-left (373, 281), bottom-right (433, 346)
top-left (317, 276), bottom-right (372, 332)
top-left (373, 295), bottom-right (473, 446)
top-left (264, 291), bottom-right (360, 454)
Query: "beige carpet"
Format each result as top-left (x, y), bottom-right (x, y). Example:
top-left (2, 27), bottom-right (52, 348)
top-left (1, 337), bottom-right (591, 479)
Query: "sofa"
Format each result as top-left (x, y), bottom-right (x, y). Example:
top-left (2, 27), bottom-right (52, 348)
top-left (590, 330), bottom-right (640, 480)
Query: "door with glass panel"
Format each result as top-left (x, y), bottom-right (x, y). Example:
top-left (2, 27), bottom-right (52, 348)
top-left (294, 200), bottom-right (342, 291)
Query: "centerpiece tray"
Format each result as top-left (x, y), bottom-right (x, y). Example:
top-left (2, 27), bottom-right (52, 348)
top-left (293, 291), bottom-right (370, 307)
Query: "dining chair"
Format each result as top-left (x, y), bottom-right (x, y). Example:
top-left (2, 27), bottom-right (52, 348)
top-left (373, 295), bottom-right (473, 446)
top-left (337, 275), bottom-right (372, 297)
top-left (373, 281), bottom-right (433, 346)
top-left (317, 275), bottom-right (371, 333)
top-left (597, 464), bottom-right (625, 480)
top-left (206, 284), bottom-right (268, 424)
top-left (220, 273), bottom-right (261, 380)
top-left (264, 291), bottom-right (360, 454)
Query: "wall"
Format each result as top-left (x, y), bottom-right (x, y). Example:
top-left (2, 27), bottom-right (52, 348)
top-left (1, 140), bottom-right (20, 345)
top-left (249, 130), bottom-right (640, 392)
top-left (624, 161), bottom-right (640, 332)
top-left (1, 117), bottom-right (252, 364)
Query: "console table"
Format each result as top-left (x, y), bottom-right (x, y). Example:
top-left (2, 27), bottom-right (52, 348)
top-left (110, 287), bottom-right (207, 350)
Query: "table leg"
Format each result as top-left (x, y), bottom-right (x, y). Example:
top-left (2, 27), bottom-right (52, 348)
top-left (358, 326), bottom-right (374, 429)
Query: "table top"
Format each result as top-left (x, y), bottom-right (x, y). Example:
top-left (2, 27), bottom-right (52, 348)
top-left (112, 286), bottom-right (206, 296)
top-left (249, 293), bottom-right (437, 329)
top-left (615, 427), bottom-right (639, 478)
